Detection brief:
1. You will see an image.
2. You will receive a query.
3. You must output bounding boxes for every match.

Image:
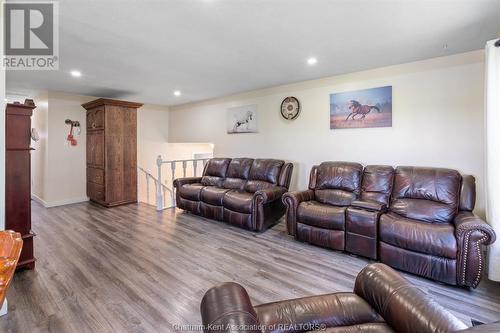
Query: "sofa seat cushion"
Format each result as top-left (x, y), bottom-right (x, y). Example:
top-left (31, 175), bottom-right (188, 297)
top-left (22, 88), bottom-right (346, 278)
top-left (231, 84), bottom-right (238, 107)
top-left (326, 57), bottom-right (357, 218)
top-left (178, 183), bottom-right (205, 201)
top-left (379, 213), bottom-right (457, 259)
top-left (254, 292), bottom-right (384, 333)
top-left (223, 190), bottom-right (254, 214)
top-left (297, 201), bottom-right (346, 230)
top-left (200, 186), bottom-right (231, 206)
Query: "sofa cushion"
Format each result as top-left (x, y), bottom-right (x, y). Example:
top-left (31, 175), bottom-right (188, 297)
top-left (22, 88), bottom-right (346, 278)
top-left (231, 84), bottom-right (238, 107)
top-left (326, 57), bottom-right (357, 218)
top-left (200, 186), bottom-right (231, 206)
top-left (315, 162), bottom-right (363, 193)
top-left (223, 158), bottom-right (254, 190)
top-left (244, 180), bottom-right (274, 193)
top-left (201, 158), bottom-right (231, 187)
top-left (178, 183), bottom-right (205, 201)
top-left (360, 165), bottom-right (394, 206)
top-left (248, 159), bottom-right (284, 184)
top-left (379, 213), bottom-right (457, 259)
top-left (297, 201), bottom-right (346, 230)
top-left (223, 190), bottom-right (254, 214)
top-left (390, 166), bottom-right (461, 223)
top-left (226, 158), bottom-right (254, 179)
top-left (315, 189), bottom-right (357, 206)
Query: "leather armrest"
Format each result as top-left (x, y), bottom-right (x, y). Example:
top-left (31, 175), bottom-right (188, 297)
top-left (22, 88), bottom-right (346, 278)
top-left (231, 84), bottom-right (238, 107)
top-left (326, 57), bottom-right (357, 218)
top-left (200, 282), bottom-right (261, 333)
top-left (354, 263), bottom-right (468, 333)
top-left (254, 186), bottom-right (287, 204)
top-left (282, 190), bottom-right (315, 236)
top-left (351, 200), bottom-right (387, 212)
top-left (282, 190), bottom-right (315, 207)
top-left (455, 212), bottom-right (496, 244)
top-left (454, 211), bottom-right (496, 288)
top-left (173, 177), bottom-right (202, 189)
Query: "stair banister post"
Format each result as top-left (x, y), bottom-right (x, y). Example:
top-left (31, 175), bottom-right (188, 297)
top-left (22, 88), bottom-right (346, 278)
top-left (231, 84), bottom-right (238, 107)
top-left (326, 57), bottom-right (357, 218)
top-left (156, 155), bottom-right (164, 211)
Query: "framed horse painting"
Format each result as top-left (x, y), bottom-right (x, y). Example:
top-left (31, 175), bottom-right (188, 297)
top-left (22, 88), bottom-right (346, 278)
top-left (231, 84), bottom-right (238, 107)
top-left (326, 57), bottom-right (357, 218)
top-left (227, 104), bottom-right (258, 134)
top-left (330, 86), bottom-right (392, 129)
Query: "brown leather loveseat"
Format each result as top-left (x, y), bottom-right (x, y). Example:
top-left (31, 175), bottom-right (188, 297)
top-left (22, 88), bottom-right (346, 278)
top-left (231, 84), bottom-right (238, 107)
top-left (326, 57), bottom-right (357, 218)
top-left (174, 158), bottom-right (293, 232)
top-left (200, 263), bottom-right (479, 333)
top-left (283, 162), bottom-right (495, 287)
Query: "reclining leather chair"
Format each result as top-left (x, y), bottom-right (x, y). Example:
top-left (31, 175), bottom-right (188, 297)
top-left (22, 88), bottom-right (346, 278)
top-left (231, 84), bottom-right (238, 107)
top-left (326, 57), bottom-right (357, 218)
top-left (379, 166), bottom-right (495, 288)
top-left (200, 263), bottom-right (475, 333)
top-left (174, 158), bottom-right (293, 232)
top-left (282, 161), bottom-right (363, 251)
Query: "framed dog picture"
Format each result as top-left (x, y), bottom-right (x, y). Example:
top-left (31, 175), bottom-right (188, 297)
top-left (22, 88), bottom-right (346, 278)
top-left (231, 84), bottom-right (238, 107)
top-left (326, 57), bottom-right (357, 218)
top-left (330, 86), bottom-right (392, 129)
top-left (227, 104), bottom-right (258, 134)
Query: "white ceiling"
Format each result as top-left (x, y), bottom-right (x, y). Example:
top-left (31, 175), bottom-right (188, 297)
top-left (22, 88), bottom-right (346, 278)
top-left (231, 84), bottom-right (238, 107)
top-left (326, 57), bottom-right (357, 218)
top-left (6, 0), bottom-right (500, 106)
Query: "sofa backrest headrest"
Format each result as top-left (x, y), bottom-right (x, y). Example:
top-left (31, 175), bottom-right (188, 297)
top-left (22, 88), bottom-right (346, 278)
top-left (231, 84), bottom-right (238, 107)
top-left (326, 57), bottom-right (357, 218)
top-left (313, 162), bottom-right (363, 206)
top-left (360, 165), bottom-right (394, 206)
top-left (244, 159), bottom-right (285, 193)
top-left (201, 158), bottom-right (231, 187)
top-left (459, 175), bottom-right (476, 212)
top-left (223, 158), bottom-right (254, 190)
top-left (390, 166), bottom-right (461, 223)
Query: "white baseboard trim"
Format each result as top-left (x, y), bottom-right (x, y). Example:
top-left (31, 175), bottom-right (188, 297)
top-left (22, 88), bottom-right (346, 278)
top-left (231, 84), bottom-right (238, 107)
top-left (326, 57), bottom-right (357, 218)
top-left (31, 194), bottom-right (89, 208)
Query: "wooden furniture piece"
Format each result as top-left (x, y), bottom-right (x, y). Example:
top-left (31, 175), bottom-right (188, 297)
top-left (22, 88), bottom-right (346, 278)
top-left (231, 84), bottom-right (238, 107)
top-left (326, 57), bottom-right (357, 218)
top-left (5, 100), bottom-right (36, 269)
top-left (82, 98), bottom-right (143, 207)
top-left (0, 231), bottom-right (23, 308)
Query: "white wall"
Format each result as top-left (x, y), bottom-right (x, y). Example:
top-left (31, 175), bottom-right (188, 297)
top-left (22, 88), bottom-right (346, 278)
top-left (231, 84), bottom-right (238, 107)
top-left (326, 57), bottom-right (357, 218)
top-left (31, 92), bottom-right (49, 201)
top-left (169, 50), bottom-right (487, 216)
top-left (31, 92), bottom-right (92, 207)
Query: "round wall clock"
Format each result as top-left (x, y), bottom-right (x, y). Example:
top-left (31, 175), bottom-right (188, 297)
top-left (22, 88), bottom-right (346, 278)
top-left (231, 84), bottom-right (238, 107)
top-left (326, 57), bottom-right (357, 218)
top-left (280, 96), bottom-right (300, 120)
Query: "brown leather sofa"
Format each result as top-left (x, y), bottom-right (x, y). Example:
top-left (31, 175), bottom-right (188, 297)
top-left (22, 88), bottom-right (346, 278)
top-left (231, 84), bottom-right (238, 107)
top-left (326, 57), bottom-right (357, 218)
top-left (174, 158), bottom-right (293, 232)
top-left (283, 162), bottom-right (495, 287)
top-left (200, 263), bottom-right (478, 333)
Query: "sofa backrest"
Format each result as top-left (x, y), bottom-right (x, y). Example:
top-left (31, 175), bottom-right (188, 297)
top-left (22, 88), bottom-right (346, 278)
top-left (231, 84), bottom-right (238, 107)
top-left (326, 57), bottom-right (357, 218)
top-left (360, 165), bottom-right (394, 206)
top-left (244, 159), bottom-right (285, 193)
top-left (222, 158), bottom-right (254, 190)
top-left (201, 158), bottom-right (231, 187)
top-left (390, 166), bottom-right (461, 223)
top-left (312, 162), bottom-right (363, 206)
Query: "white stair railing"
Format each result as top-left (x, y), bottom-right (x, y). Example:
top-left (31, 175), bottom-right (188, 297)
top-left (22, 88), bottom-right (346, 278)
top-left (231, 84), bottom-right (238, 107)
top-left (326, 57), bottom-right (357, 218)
top-left (156, 156), bottom-right (210, 211)
top-left (138, 167), bottom-right (172, 208)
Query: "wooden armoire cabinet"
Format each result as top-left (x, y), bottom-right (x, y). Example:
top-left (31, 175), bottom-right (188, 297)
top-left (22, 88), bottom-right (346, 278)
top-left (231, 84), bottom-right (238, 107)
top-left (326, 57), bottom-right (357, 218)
top-left (82, 98), bottom-right (143, 207)
top-left (5, 100), bottom-right (36, 269)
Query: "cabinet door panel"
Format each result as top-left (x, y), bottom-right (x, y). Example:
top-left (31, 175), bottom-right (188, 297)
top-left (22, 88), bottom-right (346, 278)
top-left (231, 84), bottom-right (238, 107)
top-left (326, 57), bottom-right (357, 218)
top-left (87, 107), bottom-right (104, 130)
top-left (87, 131), bottom-right (104, 168)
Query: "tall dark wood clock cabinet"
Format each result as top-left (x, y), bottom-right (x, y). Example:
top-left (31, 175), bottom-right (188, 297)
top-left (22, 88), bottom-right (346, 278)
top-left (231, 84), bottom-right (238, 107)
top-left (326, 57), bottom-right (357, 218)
top-left (82, 98), bottom-right (143, 207)
top-left (5, 100), bottom-right (36, 270)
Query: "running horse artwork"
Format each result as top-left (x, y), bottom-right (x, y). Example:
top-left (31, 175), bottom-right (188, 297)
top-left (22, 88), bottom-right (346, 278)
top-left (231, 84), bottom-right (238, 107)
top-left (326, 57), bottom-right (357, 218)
top-left (330, 86), bottom-right (392, 129)
top-left (345, 100), bottom-right (380, 120)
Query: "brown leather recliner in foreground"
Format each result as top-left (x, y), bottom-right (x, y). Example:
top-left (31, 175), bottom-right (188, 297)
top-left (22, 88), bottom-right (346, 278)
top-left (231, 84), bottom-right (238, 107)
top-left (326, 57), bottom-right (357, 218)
top-left (200, 263), bottom-right (475, 333)
top-left (283, 162), bottom-right (495, 288)
top-left (174, 158), bottom-right (293, 232)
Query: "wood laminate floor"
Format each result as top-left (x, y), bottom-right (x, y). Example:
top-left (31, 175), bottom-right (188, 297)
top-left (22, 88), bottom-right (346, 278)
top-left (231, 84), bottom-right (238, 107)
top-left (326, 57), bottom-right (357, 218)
top-left (1, 201), bottom-right (500, 332)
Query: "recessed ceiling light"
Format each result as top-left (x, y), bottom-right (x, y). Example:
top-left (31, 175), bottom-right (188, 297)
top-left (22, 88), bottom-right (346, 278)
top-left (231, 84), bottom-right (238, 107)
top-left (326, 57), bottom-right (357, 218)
top-left (174, 90), bottom-right (181, 97)
top-left (307, 57), bottom-right (317, 65)
top-left (70, 70), bottom-right (82, 77)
